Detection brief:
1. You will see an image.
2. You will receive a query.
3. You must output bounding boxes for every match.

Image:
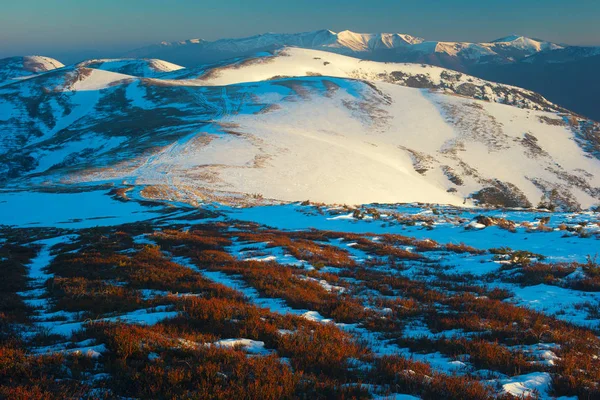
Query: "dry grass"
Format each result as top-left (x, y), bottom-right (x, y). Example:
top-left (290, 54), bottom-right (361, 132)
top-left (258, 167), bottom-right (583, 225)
top-left (2, 219), bottom-right (600, 398)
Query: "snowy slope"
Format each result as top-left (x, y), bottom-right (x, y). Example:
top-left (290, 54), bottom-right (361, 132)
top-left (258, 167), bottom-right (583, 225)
top-left (188, 47), bottom-right (564, 113)
top-left (78, 58), bottom-right (184, 78)
top-left (0, 55), bottom-right (64, 86)
top-left (122, 31), bottom-right (600, 123)
top-left (1, 50), bottom-right (599, 209)
top-left (0, 66), bottom-right (136, 167)
top-left (117, 78), bottom-right (599, 208)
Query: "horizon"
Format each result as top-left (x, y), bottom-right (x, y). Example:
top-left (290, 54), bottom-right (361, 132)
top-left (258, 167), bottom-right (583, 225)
top-left (1, 27), bottom-right (598, 65)
top-left (1, 0), bottom-right (599, 63)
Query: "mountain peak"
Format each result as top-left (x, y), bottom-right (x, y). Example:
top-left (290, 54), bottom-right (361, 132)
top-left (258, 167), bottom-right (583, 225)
top-left (491, 34), bottom-right (553, 44)
top-left (123, 30), bottom-right (572, 68)
top-left (492, 34), bottom-right (529, 43)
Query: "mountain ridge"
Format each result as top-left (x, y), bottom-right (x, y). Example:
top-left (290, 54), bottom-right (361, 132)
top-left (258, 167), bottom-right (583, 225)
top-left (125, 29), bottom-right (569, 66)
top-left (119, 29), bottom-right (600, 122)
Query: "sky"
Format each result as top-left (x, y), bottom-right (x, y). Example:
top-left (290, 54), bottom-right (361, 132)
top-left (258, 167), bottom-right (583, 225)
top-left (1, 0), bottom-right (599, 62)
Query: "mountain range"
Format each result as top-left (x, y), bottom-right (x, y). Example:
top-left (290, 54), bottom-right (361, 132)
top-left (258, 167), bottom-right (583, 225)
top-left (122, 30), bottom-right (600, 122)
top-left (125, 30), bottom-right (564, 66)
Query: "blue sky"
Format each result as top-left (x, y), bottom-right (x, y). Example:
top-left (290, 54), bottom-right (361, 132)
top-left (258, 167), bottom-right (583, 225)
top-left (1, 0), bottom-right (598, 60)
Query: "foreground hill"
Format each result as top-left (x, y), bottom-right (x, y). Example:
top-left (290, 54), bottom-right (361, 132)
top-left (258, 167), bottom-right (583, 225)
top-left (0, 191), bottom-right (599, 399)
top-left (0, 49), bottom-right (599, 209)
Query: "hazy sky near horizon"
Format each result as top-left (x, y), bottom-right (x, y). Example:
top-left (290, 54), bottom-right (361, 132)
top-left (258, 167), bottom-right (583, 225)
top-left (1, 0), bottom-right (599, 61)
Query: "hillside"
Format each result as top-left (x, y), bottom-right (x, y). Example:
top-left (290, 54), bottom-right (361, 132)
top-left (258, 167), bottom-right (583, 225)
top-left (77, 58), bottom-right (184, 78)
top-left (123, 29), bottom-right (600, 121)
top-left (1, 49), bottom-right (599, 210)
top-left (188, 47), bottom-right (564, 112)
top-left (2, 190), bottom-right (599, 399)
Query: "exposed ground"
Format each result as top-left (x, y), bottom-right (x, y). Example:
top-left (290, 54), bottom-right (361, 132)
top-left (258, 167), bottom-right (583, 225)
top-left (1, 189), bottom-right (599, 399)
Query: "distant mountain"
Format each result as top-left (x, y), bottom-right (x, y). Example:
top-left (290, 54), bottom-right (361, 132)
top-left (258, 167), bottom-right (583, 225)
top-left (77, 58), bottom-right (184, 78)
top-left (125, 30), bottom-right (423, 61)
top-left (0, 56), bottom-right (64, 86)
top-left (1, 48), bottom-right (599, 209)
top-left (124, 29), bottom-right (564, 67)
top-left (471, 53), bottom-right (600, 125)
top-left (123, 30), bottom-right (600, 121)
top-left (523, 45), bottom-right (600, 64)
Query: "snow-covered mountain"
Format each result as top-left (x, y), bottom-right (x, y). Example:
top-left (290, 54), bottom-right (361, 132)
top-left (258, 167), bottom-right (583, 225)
top-left (125, 29), bottom-right (566, 67)
top-left (0, 56), bottom-right (64, 86)
top-left (186, 47), bottom-right (564, 113)
top-left (76, 58), bottom-right (184, 78)
top-left (1, 48), bottom-right (599, 209)
top-left (123, 30), bottom-right (600, 122)
top-left (411, 35), bottom-right (562, 64)
top-left (124, 30), bottom-right (577, 72)
top-left (126, 30), bottom-right (424, 61)
top-left (523, 45), bottom-right (600, 64)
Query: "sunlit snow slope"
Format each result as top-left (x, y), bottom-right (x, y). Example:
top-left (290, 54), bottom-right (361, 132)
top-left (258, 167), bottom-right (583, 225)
top-left (187, 47), bottom-right (564, 112)
top-left (0, 49), bottom-right (599, 209)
